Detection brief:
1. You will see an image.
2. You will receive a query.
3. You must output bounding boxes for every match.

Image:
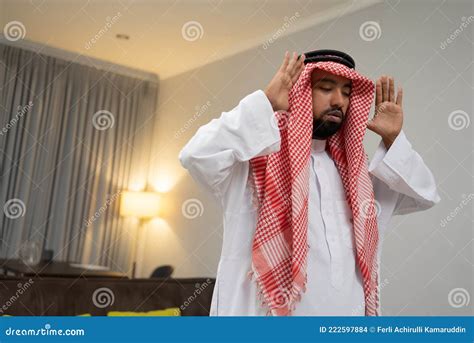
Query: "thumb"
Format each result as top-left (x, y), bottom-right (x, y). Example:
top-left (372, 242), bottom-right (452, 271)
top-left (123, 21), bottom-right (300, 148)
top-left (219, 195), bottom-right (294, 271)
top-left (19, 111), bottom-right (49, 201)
top-left (367, 119), bottom-right (377, 132)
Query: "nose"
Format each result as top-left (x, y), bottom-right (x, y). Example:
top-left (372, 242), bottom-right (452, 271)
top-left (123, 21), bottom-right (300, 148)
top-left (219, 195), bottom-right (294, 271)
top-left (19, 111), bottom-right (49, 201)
top-left (330, 89), bottom-right (345, 109)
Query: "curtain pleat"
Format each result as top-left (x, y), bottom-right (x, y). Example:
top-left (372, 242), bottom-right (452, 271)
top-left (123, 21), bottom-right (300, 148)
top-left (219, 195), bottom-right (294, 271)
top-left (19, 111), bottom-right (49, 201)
top-left (0, 43), bottom-right (158, 274)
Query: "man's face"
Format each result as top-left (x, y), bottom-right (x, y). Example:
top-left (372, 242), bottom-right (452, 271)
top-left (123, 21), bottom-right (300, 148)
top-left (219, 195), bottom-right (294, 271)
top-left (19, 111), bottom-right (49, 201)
top-left (311, 69), bottom-right (352, 139)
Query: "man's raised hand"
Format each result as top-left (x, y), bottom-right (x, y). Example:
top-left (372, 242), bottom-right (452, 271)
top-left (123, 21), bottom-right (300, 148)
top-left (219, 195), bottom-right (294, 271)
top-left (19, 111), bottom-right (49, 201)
top-left (367, 75), bottom-right (404, 149)
top-left (264, 51), bottom-right (305, 112)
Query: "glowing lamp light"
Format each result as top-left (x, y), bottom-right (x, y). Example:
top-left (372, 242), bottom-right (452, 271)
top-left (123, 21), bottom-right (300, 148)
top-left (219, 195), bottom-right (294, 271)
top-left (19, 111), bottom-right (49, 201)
top-left (120, 191), bottom-right (160, 218)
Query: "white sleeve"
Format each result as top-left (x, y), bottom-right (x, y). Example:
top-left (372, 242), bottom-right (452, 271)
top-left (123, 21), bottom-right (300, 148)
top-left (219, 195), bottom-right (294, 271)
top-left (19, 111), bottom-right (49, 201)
top-left (179, 90), bottom-right (281, 197)
top-left (368, 130), bottom-right (441, 215)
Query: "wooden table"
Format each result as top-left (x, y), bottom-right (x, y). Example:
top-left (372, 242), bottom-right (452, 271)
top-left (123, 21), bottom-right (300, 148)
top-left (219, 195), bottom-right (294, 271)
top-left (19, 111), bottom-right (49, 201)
top-left (0, 259), bottom-right (128, 279)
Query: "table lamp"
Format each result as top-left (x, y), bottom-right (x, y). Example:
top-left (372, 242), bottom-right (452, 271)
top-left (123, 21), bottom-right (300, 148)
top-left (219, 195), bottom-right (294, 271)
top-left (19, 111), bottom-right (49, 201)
top-left (120, 191), bottom-right (160, 278)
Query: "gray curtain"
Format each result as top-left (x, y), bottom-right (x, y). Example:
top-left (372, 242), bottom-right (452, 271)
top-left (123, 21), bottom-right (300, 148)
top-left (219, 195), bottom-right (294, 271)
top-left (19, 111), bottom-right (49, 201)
top-left (0, 43), bottom-right (158, 272)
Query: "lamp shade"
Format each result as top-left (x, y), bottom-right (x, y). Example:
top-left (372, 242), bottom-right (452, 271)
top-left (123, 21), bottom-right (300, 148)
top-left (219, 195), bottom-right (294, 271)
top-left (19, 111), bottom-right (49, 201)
top-left (120, 191), bottom-right (160, 218)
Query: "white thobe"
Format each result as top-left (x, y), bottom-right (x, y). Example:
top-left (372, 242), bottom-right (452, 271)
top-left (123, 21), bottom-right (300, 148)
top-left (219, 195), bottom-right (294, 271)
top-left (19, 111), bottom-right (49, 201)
top-left (179, 90), bottom-right (440, 316)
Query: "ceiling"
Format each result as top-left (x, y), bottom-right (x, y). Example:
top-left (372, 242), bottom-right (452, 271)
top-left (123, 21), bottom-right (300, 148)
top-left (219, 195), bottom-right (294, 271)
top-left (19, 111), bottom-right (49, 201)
top-left (0, 0), bottom-right (380, 79)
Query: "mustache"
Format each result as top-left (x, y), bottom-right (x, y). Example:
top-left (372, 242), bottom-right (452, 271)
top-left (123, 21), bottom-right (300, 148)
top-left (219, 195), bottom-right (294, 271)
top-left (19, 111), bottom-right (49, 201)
top-left (321, 108), bottom-right (344, 118)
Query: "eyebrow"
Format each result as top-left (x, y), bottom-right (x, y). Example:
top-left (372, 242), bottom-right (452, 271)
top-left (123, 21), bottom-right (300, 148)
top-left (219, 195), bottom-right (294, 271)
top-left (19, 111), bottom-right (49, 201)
top-left (314, 77), bottom-right (352, 89)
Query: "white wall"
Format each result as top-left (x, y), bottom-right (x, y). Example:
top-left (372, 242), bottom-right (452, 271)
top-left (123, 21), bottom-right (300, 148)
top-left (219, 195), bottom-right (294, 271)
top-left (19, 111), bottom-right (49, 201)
top-left (0, 0), bottom-right (6, 28)
top-left (143, 0), bottom-right (472, 315)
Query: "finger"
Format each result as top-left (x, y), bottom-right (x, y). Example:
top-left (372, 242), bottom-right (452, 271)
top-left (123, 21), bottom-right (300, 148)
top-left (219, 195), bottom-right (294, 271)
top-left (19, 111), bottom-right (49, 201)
top-left (298, 53), bottom-right (305, 63)
top-left (290, 52), bottom-right (299, 75)
top-left (291, 55), bottom-right (304, 81)
top-left (286, 52), bottom-right (298, 75)
top-left (396, 86), bottom-right (403, 106)
top-left (382, 75), bottom-right (388, 102)
top-left (375, 78), bottom-right (382, 107)
top-left (291, 57), bottom-right (305, 83)
top-left (297, 53), bottom-right (305, 68)
top-left (299, 53), bottom-right (305, 69)
top-left (279, 51), bottom-right (290, 73)
top-left (389, 77), bottom-right (395, 102)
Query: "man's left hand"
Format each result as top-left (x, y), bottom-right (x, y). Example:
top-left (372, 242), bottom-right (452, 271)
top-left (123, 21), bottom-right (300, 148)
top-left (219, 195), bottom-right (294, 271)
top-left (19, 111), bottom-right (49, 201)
top-left (367, 75), bottom-right (403, 149)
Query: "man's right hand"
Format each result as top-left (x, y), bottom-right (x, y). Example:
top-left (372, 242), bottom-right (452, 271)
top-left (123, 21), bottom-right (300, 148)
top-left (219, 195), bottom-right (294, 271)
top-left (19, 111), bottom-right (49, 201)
top-left (264, 51), bottom-right (305, 112)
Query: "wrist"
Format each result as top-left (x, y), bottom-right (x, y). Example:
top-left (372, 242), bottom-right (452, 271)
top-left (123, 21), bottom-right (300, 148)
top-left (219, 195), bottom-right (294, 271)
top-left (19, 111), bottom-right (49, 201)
top-left (264, 89), bottom-right (276, 111)
top-left (382, 130), bottom-right (400, 149)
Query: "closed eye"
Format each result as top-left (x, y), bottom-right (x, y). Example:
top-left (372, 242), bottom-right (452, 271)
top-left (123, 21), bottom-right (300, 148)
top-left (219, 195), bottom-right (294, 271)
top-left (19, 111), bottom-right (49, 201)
top-left (320, 86), bottom-right (350, 97)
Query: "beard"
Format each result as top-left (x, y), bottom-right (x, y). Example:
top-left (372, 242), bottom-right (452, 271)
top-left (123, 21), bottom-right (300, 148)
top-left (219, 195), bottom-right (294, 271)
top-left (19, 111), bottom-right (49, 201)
top-left (312, 108), bottom-right (345, 139)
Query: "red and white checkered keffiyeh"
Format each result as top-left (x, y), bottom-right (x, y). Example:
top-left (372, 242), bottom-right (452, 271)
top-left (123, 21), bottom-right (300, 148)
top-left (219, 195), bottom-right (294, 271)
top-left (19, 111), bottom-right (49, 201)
top-left (248, 61), bottom-right (380, 316)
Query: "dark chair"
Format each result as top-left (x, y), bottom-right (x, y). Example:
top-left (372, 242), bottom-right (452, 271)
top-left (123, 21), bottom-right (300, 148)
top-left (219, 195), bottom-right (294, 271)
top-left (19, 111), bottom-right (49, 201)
top-left (150, 265), bottom-right (174, 279)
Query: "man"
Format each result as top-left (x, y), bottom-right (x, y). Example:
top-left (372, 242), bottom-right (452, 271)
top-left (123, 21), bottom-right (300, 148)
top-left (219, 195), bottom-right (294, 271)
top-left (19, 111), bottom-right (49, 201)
top-left (179, 49), bottom-right (440, 316)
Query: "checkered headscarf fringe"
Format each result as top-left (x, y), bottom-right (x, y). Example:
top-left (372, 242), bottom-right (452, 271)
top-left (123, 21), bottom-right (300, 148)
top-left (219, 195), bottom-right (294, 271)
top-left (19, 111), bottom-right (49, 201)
top-left (248, 61), bottom-right (380, 316)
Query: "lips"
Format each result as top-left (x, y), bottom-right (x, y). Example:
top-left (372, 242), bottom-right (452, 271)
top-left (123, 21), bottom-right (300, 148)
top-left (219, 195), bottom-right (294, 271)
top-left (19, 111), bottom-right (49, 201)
top-left (325, 110), bottom-right (343, 122)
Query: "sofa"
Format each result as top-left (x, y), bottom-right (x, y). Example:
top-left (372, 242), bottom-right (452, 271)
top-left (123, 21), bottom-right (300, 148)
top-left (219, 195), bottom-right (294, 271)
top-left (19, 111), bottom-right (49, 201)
top-left (0, 276), bottom-right (215, 316)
